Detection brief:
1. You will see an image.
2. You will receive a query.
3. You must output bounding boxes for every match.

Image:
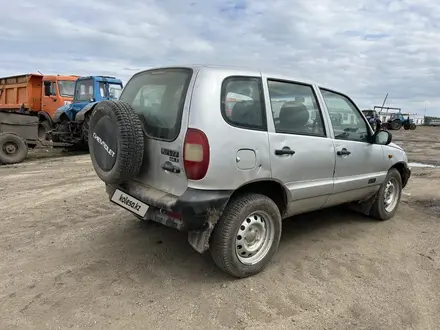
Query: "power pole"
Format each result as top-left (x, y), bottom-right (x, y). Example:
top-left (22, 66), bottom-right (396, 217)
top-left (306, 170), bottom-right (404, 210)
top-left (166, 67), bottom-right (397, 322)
top-left (381, 93), bottom-right (388, 113)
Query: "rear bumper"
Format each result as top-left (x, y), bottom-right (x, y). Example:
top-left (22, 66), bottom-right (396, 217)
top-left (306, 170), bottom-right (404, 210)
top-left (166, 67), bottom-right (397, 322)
top-left (106, 182), bottom-right (232, 231)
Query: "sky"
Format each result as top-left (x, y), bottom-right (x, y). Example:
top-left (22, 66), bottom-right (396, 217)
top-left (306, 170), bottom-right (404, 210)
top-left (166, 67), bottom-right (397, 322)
top-left (1, 0), bottom-right (440, 116)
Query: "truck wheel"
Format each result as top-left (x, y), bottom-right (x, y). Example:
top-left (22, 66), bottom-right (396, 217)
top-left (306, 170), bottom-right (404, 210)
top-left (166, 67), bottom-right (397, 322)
top-left (38, 121), bottom-right (51, 140)
top-left (410, 123), bottom-right (416, 130)
top-left (209, 193), bottom-right (282, 278)
top-left (403, 124), bottom-right (410, 130)
top-left (0, 133), bottom-right (28, 165)
top-left (82, 113), bottom-right (91, 143)
top-left (369, 168), bottom-right (402, 221)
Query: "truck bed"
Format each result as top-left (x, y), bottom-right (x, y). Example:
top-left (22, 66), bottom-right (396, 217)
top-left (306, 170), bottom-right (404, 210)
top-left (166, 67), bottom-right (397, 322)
top-left (0, 74), bottom-right (43, 112)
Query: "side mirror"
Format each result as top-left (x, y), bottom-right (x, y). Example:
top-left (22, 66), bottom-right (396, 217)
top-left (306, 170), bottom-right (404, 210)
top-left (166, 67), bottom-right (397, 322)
top-left (374, 130), bottom-right (392, 145)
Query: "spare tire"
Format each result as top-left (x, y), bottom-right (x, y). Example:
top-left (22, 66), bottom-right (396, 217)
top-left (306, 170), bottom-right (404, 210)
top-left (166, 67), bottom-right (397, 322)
top-left (88, 100), bottom-right (144, 184)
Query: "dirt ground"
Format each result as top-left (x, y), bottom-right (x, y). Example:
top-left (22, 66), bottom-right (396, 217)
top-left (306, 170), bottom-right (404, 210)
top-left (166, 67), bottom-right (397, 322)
top-left (0, 127), bottom-right (439, 330)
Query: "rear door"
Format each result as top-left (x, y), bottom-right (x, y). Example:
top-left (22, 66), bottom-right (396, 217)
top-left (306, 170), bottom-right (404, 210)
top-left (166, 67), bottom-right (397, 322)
top-left (119, 68), bottom-right (195, 196)
top-left (264, 78), bottom-right (336, 216)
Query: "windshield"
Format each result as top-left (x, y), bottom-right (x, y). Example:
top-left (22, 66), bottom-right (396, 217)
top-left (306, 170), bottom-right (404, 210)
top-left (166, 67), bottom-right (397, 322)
top-left (58, 80), bottom-right (75, 97)
top-left (108, 83), bottom-right (123, 99)
top-left (120, 68), bottom-right (193, 140)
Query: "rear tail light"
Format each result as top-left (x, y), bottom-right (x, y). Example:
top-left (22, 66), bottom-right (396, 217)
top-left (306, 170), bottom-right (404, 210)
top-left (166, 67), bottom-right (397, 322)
top-left (183, 128), bottom-right (210, 180)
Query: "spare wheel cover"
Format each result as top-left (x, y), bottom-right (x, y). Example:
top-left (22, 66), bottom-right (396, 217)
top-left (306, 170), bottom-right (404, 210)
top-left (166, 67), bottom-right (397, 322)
top-left (88, 100), bottom-right (144, 184)
top-left (92, 114), bottom-right (118, 171)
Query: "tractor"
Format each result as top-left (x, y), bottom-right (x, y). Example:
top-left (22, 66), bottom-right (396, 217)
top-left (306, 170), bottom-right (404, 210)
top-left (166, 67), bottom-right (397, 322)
top-left (386, 112), bottom-right (416, 130)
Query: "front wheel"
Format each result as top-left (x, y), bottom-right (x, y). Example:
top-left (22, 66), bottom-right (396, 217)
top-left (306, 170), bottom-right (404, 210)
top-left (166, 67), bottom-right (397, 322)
top-left (369, 168), bottom-right (403, 220)
top-left (410, 123), bottom-right (416, 130)
top-left (209, 193), bottom-right (282, 278)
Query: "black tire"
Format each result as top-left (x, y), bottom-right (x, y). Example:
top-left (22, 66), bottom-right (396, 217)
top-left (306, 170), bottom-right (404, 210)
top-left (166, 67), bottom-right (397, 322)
top-left (38, 121), bottom-right (51, 140)
top-left (403, 125), bottom-right (410, 130)
top-left (369, 168), bottom-right (402, 221)
top-left (88, 100), bottom-right (144, 184)
top-left (391, 120), bottom-right (402, 130)
top-left (82, 112), bottom-right (91, 144)
top-left (0, 133), bottom-right (28, 165)
top-left (209, 193), bottom-right (282, 278)
top-left (410, 123), bottom-right (416, 130)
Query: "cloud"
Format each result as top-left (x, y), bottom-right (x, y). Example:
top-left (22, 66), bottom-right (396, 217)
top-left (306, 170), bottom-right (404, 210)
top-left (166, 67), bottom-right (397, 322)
top-left (1, 0), bottom-right (440, 115)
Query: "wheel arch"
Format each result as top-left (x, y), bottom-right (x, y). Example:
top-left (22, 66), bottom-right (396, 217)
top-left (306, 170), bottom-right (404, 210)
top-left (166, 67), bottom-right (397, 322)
top-left (228, 179), bottom-right (290, 216)
top-left (76, 102), bottom-right (98, 122)
top-left (390, 161), bottom-right (410, 188)
top-left (38, 111), bottom-right (53, 125)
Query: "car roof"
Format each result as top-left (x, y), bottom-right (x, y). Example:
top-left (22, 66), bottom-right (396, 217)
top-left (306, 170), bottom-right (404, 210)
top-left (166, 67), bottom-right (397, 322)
top-left (136, 64), bottom-right (332, 90)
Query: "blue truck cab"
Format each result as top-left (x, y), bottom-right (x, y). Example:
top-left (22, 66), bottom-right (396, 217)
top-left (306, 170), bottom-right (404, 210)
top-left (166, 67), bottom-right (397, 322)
top-left (54, 75), bottom-right (123, 123)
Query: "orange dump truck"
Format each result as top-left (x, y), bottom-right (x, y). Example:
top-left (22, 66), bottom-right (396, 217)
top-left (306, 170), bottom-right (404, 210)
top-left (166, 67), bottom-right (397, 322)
top-left (0, 73), bottom-right (79, 164)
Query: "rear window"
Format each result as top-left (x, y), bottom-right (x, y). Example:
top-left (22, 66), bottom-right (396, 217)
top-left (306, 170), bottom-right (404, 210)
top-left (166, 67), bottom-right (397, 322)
top-left (221, 76), bottom-right (266, 131)
top-left (120, 68), bottom-right (193, 141)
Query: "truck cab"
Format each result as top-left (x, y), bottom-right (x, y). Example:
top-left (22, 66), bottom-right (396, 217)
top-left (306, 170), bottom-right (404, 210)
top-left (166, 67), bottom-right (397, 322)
top-left (40, 75), bottom-right (79, 119)
top-left (54, 76), bottom-right (123, 122)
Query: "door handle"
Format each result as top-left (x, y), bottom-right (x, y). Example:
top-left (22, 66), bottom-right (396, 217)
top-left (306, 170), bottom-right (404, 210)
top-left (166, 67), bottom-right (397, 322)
top-left (337, 148), bottom-right (351, 156)
top-left (275, 147), bottom-right (295, 156)
top-left (162, 161), bottom-right (180, 173)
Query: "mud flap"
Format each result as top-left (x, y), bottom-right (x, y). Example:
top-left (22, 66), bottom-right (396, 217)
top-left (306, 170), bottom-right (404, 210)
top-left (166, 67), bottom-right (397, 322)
top-left (347, 193), bottom-right (377, 216)
top-left (187, 208), bottom-right (222, 253)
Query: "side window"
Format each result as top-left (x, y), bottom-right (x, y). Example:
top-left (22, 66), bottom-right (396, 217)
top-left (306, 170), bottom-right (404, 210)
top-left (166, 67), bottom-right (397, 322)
top-left (267, 80), bottom-right (325, 137)
top-left (99, 82), bottom-right (106, 97)
top-left (44, 81), bottom-right (56, 96)
top-left (221, 77), bottom-right (266, 130)
top-left (320, 89), bottom-right (369, 142)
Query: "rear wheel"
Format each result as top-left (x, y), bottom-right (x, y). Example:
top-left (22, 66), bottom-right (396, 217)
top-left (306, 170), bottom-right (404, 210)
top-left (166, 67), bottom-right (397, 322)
top-left (391, 120), bottom-right (402, 130)
top-left (82, 112), bottom-right (91, 143)
top-left (369, 168), bottom-right (402, 220)
top-left (0, 133), bottom-right (28, 165)
top-left (209, 193), bottom-right (282, 278)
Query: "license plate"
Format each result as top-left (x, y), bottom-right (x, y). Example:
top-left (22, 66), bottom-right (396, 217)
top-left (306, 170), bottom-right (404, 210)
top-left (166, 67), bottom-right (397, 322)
top-left (110, 189), bottom-right (149, 217)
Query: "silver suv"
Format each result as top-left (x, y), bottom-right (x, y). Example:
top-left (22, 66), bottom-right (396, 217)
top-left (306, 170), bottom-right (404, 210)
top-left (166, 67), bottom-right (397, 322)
top-left (88, 65), bottom-right (411, 278)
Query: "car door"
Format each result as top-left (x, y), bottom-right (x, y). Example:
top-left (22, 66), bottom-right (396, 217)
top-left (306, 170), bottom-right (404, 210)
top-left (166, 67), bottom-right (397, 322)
top-left (42, 80), bottom-right (58, 115)
top-left (318, 88), bottom-right (387, 207)
top-left (264, 78), bottom-right (336, 217)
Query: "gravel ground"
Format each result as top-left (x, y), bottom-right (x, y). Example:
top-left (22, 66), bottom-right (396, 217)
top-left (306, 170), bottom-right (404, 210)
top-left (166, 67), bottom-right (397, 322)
top-left (0, 127), bottom-right (439, 330)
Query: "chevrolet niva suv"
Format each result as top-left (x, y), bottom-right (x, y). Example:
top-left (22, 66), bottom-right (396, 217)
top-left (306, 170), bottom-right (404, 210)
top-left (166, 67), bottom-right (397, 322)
top-left (88, 65), bottom-right (411, 278)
